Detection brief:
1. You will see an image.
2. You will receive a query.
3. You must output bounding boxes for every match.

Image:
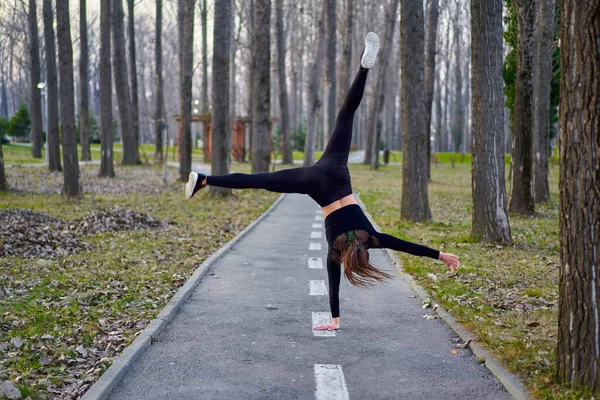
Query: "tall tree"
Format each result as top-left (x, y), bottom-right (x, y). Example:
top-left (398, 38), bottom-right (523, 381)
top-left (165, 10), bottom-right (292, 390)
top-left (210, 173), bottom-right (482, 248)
top-left (450, 0), bottom-right (464, 153)
top-left (323, 0), bottom-right (336, 150)
top-left (79, 0), bottom-right (91, 161)
top-left (424, 0), bottom-right (439, 178)
top-left (99, 0), bottom-right (115, 177)
top-left (275, 0), bottom-right (292, 164)
top-left (337, 0), bottom-right (354, 111)
top-left (366, 0), bottom-right (400, 169)
top-left (28, 0), bottom-right (43, 159)
top-left (556, 0), bottom-right (600, 391)
top-left (251, 0), bottom-right (271, 173)
top-left (210, 0), bottom-right (232, 197)
top-left (178, 0), bottom-right (194, 181)
top-left (112, 0), bottom-right (138, 165)
top-left (56, 0), bottom-right (81, 197)
top-left (43, 0), bottom-right (62, 171)
top-left (508, 0), bottom-right (536, 215)
top-left (471, 0), bottom-right (512, 243)
top-left (532, 0), bottom-right (555, 203)
top-left (0, 140), bottom-right (6, 191)
top-left (303, 4), bottom-right (326, 167)
top-left (200, 0), bottom-right (209, 161)
top-left (127, 0), bottom-right (140, 151)
top-left (400, 0), bottom-right (431, 221)
top-left (153, 0), bottom-right (164, 162)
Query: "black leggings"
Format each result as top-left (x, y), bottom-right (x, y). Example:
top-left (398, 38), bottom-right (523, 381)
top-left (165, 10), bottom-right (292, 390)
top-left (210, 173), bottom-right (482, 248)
top-left (206, 67), bottom-right (369, 207)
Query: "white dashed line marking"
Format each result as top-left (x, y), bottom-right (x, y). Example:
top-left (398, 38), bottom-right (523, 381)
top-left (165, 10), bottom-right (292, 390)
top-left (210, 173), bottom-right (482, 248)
top-left (314, 364), bottom-right (349, 400)
top-left (316, 210), bottom-right (323, 215)
top-left (311, 231), bottom-right (322, 239)
top-left (309, 242), bottom-right (322, 251)
top-left (312, 312), bottom-right (336, 337)
top-left (315, 215), bottom-right (323, 221)
top-left (312, 223), bottom-right (322, 229)
top-left (309, 280), bottom-right (327, 296)
top-left (308, 258), bottom-right (323, 269)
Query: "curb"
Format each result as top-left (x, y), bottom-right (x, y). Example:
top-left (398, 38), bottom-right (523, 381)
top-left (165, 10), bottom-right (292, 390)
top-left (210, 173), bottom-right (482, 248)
top-left (355, 195), bottom-right (529, 400)
top-left (81, 194), bottom-right (287, 400)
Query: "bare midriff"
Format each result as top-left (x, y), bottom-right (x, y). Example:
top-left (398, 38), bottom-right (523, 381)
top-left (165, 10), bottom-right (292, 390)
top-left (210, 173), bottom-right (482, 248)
top-left (321, 194), bottom-right (359, 219)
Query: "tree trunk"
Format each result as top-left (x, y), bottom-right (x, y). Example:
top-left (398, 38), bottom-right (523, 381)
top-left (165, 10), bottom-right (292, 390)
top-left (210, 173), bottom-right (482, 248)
top-left (470, 0), bottom-right (512, 244)
top-left (153, 0), bottom-right (164, 162)
top-left (367, 0), bottom-right (400, 170)
top-left (210, 0), bottom-right (232, 197)
top-left (508, 0), bottom-right (536, 215)
top-left (451, 1), bottom-right (464, 154)
top-left (433, 66), bottom-right (442, 152)
top-left (178, 0), bottom-right (194, 181)
top-left (28, 0), bottom-right (43, 159)
top-left (0, 140), bottom-right (6, 191)
top-left (323, 0), bottom-right (336, 151)
top-left (43, 0), bottom-right (62, 171)
top-left (127, 0), bottom-right (140, 149)
top-left (99, 0), bottom-right (115, 178)
top-left (532, 0), bottom-right (555, 203)
top-left (337, 0), bottom-right (354, 112)
top-left (246, 0), bottom-right (255, 164)
top-left (424, 0), bottom-right (439, 178)
top-left (303, 4), bottom-right (326, 167)
top-left (556, 0), bottom-right (600, 391)
top-left (79, 0), bottom-right (91, 162)
top-left (56, 0), bottom-right (81, 197)
top-left (112, 0), bottom-right (139, 165)
top-left (251, 0), bottom-right (271, 173)
top-left (200, 0), bottom-right (210, 162)
top-left (400, 0), bottom-right (431, 222)
top-left (275, 0), bottom-right (292, 164)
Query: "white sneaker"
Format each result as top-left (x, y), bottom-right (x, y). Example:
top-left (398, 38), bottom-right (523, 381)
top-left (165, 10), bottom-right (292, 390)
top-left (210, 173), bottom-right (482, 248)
top-left (185, 171), bottom-right (206, 199)
top-left (361, 32), bottom-right (380, 69)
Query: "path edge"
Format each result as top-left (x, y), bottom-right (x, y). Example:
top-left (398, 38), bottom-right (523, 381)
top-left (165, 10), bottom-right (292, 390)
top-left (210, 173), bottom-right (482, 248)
top-left (355, 195), bottom-right (529, 400)
top-left (81, 193), bottom-right (287, 400)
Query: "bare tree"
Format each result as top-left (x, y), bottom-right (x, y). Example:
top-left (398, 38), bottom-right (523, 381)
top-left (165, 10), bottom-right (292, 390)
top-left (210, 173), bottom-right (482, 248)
top-left (337, 0), bottom-right (354, 111)
top-left (99, 0), bottom-right (115, 177)
top-left (556, 0), bottom-right (600, 392)
top-left (275, 0), bottom-right (292, 164)
top-left (471, 0), bottom-right (512, 244)
top-left (153, 0), bottom-right (164, 162)
top-left (532, 0), bottom-right (555, 203)
top-left (0, 141), bottom-right (6, 191)
top-left (178, 0), bottom-right (194, 181)
top-left (56, 0), bottom-right (81, 197)
top-left (508, 0), bottom-right (536, 215)
top-left (127, 0), bottom-right (140, 151)
top-left (323, 0), bottom-right (336, 150)
top-left (79, 0), bottom-right (91, 161)
top-left (450, 0), bottom-right (464, 153)
top-left (200, 0), bottom-right (209, 161)
top-left (424, 0), bottom-right (439, 178)
top-left (251, 0), bottom-right (271, 173)
top-left (400, 0), bottom-right (431, 221)
top-left (28, 0), bottom-right (43, 159)
top-left (303, 4), bottom-right (326, 167)
top-left (43, 0), bottom-right (62, 171)
top-left (210, 0), bottom-right (232, 197)
top-left (112, 0), bottom-right (138, 165)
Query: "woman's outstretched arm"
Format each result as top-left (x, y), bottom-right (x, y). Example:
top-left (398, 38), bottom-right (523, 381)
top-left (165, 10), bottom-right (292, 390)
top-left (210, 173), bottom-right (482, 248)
top-left (313, 252), bottom-right (342, 331)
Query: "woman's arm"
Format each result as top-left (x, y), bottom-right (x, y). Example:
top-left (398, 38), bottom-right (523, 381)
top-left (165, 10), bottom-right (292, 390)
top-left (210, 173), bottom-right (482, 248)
top-left (313, 252), bottom-right (342, 331)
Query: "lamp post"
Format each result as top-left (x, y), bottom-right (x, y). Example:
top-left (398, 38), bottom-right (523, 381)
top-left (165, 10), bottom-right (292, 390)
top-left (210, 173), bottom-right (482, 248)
top-left (192, 99), bottom-right (200, 148)
top-left (37, 82), bottom-right (48, 166)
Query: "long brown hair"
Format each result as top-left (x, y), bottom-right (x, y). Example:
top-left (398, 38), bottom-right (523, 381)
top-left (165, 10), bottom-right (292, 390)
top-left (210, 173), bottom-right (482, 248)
top-left (336, 230), bottom-right (394, 287)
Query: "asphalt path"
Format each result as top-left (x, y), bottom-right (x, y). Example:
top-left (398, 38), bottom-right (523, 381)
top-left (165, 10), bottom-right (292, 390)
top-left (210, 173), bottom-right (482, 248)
top-left (109, 193), bottom-right (511, 400)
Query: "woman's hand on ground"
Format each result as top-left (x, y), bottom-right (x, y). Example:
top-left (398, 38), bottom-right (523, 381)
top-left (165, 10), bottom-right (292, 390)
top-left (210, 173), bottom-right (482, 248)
top-left (439, 252), bottom-right (460, 273)
top-left (313, 318), bottom-right (340, 331)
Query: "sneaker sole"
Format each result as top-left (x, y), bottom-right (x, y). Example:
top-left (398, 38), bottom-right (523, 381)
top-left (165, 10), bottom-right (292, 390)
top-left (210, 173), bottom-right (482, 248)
top-left (185, 172), bottom-right (198, 199)
top-left (361, 32), bottom-right (380, 69)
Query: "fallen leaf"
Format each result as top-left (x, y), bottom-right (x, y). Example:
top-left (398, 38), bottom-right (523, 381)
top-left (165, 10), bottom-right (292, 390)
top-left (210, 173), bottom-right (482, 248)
top-left (527, 321), bottom-right (540, 328)
top-left (450, 349), bottom-right (459, 355)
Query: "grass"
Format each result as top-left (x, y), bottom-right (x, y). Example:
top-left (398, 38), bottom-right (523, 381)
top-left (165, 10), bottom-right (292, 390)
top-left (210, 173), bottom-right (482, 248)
top-left (0, 163), bottom-right (280, 398)
top-left (348, 162), bottom-right (592, 399)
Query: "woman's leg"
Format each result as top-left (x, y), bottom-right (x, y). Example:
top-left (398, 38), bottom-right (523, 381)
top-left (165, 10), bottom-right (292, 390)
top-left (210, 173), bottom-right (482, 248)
top-left (205, 167), bottom-right (314, 195)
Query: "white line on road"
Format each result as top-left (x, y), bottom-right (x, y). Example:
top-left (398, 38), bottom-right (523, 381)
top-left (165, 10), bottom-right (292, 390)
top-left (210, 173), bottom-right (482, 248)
top-left (309, 280), bottom-right (327, 296)
top-left (311, 231), bottom-right (322, 239)
top-left (315, 215), bottom-right (324, 221)
top-left (314, 364), bottom-right (350, 400)
top-left (309, 243), bottom-right (322, 251)
top-left (308, 257), bottom-right (323, 269)
top-left (312, 223), bottom-right (322, 229)
top-left (312, 312), bottom-right (336, 337)
top-left (316, 210), bottom-right (324, 215)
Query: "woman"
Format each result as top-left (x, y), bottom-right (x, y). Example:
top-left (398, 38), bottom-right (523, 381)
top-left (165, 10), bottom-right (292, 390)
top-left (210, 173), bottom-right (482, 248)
top-left (186, 32), bottom-right (460, 331)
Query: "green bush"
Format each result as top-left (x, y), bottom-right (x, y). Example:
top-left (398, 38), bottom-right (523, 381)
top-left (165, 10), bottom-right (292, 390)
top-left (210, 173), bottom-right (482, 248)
top-left (76, 114), bottom-right (101, 144)
top-left (8, 103), bottom-right (31, 139)
top-left (0, 117), bottom-right (8, 142)
top-left (292, 123), bottom-right (306, 152)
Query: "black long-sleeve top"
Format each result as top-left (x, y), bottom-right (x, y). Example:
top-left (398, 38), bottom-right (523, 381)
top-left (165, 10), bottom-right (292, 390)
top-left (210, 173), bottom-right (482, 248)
top-left (324, 204), bottom-right (440, 318)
